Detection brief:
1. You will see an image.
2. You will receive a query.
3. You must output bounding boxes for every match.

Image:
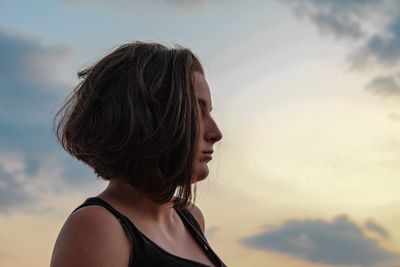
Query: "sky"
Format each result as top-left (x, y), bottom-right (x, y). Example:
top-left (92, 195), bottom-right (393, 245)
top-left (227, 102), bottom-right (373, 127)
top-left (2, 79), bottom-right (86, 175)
top-left (1, 0), bottom-right (400, 266)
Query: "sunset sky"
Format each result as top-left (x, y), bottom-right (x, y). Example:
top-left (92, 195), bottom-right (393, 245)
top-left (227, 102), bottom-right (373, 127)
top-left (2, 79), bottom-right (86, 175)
top-left (1, 1), bottom-right (400, 266)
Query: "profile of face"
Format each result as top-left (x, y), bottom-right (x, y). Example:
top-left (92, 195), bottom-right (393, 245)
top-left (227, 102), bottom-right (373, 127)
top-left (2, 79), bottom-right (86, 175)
top-left (192, 72), bottom-right (222, 182)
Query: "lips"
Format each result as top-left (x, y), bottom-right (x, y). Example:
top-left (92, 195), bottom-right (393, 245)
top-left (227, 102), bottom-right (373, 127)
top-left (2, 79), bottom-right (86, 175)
top-left (201, 150), bottom-right (213, 161)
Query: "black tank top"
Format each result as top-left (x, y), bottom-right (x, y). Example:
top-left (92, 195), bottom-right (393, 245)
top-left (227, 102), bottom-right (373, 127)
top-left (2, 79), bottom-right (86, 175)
top-left (73, 197), bottom-right (227, 267)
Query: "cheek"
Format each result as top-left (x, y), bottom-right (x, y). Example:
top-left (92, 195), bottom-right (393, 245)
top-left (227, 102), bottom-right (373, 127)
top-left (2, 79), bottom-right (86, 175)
top-left (192, 153), bottom-right (209, 182)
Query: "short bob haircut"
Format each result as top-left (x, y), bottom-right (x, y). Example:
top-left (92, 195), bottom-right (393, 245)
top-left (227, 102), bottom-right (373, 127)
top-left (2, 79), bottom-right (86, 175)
top-left (54, 42), bottom-right (204, 208)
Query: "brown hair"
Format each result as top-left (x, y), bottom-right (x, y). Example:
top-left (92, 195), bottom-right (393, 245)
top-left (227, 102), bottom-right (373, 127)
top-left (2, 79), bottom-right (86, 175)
top-left (54, 42), bottom-right (204, 208)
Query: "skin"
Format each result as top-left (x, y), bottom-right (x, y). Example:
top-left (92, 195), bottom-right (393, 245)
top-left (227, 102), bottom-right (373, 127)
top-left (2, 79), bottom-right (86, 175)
top-left (192, 71), bottom-right (223, 182)
top-left (50, 71), bottom-right (222, 267)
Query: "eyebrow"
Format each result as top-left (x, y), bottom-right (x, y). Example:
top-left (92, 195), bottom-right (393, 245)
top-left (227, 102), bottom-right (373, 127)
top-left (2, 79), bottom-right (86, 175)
top-left (197, 98), bottom-right (213, 112)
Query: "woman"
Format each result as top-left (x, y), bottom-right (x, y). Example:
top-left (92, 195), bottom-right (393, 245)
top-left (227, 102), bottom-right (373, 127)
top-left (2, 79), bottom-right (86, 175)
top-left (50, 42), bottom-right (225, 267)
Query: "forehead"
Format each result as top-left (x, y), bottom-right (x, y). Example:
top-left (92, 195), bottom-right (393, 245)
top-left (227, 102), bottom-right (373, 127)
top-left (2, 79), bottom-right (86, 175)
top-left (193, 71), bottom-right (211, 103)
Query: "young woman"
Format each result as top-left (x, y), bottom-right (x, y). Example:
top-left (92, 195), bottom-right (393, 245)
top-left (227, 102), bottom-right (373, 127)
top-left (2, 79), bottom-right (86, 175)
top-left (51, 42), bottom-right (226, 267)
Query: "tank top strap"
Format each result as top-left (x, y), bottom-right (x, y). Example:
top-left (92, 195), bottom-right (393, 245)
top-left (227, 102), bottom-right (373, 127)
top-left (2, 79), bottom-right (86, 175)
top-left (72, 197), bottom-right (141, 266)
top-left (176, 209), bottom-right (208, 243)
top-left (73, 198), bottom-right (226, 267)
top-left (176, 208), bottom-right (226, 267)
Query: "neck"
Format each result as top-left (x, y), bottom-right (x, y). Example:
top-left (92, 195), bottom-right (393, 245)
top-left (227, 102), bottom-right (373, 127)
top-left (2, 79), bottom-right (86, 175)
top-left (97, 178), bottom-right (177, 225)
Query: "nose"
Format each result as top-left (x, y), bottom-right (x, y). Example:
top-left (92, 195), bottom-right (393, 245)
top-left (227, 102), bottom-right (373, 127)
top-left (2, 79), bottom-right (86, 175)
top-left (205, 117), bottom-right (222, 144)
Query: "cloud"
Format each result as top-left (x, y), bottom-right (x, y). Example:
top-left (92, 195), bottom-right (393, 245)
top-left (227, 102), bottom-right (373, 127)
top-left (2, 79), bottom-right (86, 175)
top-left (289, 0), bottom-right (400, 60)
top-left (0, 151), bottom-right (59, 213)
top-left (310, 11), bottom-right (364, 40)
top-left (289, 0), bottom-right (379, 40)
top-left (351, 16), bottom-right (400, 68)
top-left (365, 220), bottom-right (389, 239)
top-left (0, 31), bottom-right (70, 85)
top-left (0, 29), bottom-right (96, 214)
top-left (366, 73), bottom-right (400, 99)
top-left (0, 149), bottom-right (94, 214)
top-left (241, 215), bottom-right (398, 266)
top-left (286, 0), bottom-right (400, 102)
top-left (0, 162), bottom-right (34, 214)
top-left (0, 29), bottom-right (72, 154)
top-left (66, 0), bottom-right (208, 10)
top-left (165, 0), bottom-right (207, 8)
top-left (0, 30), bottom-right (71, 124)
top-left (0, 29), bottom-right (72, 157)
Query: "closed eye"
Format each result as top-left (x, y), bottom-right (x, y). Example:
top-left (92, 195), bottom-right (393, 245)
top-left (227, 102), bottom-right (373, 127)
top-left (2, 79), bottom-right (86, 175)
top-left (197, 98), bottom-right (212, 113)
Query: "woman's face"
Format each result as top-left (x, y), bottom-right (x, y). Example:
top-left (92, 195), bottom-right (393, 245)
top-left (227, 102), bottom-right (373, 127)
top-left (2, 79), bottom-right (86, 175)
top-left (192, 71), bottom-right (222, 182)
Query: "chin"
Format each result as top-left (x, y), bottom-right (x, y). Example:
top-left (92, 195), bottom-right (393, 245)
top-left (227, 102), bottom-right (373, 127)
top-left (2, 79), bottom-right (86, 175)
top-left (192, 164), bottom-right (209, 183)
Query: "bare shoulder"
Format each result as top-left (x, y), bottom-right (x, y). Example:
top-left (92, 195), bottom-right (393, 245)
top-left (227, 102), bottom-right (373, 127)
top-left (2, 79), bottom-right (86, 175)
top-left (50, 205), bottom-right (131, 267)
top-left (186, 202), bottom-right (205, 233)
